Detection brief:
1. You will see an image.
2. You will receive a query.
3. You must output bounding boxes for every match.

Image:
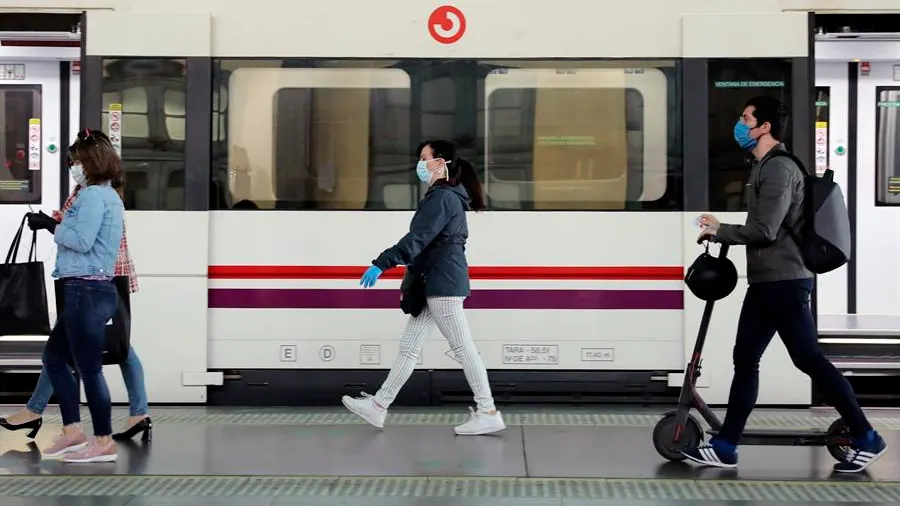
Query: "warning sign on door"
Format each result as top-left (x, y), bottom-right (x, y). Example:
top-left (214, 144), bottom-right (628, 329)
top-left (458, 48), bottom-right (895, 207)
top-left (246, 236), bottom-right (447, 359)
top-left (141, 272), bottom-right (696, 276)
top-left (814, 121), bottom-right (828, 174)
top-left (28, 118), bottom-right (41, 171)
top-left (108, 103), bottom-right (123, 157)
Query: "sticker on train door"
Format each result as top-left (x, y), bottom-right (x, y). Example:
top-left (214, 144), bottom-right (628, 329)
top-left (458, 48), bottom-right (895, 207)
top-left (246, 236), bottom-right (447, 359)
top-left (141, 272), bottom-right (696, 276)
top-left (108, 103), bottom-right (123, 157)
top-left (815, 122), bottom-right (828, 174)
top-left (28, 118), bottom-right (41, 171)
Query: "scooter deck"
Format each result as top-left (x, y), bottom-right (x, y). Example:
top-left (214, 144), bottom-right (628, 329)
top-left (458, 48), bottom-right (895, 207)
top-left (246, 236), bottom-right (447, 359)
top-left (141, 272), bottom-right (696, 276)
top-left (707, 428), bottom-right (833, 446)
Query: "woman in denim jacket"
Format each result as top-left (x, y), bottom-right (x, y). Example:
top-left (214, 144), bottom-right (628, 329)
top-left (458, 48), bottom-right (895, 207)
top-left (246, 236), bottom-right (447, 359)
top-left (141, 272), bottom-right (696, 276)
top-left (25, 129), bottom-right (125, 463)
top-left (1, 159), bottom-right (152, 443)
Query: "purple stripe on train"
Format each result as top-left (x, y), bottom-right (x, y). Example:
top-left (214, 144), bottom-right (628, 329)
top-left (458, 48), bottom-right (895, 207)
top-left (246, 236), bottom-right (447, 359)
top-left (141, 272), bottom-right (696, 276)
top-left (207, 288), bottom-right (684, 310)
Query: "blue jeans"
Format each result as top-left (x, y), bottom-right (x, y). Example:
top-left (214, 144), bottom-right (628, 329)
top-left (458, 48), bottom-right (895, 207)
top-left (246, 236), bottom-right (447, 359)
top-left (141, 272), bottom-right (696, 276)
top-left (42, 279), bottom-right (118, 436)
top-left (27, 346), bottom-right (148, 418)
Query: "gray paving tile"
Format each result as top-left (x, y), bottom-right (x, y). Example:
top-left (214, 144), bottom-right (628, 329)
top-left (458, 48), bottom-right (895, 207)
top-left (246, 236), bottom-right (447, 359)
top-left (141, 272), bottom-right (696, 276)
top-left (0, 498), bottom-right (131, 506)
top-left (561, 503), bottom-right (895, 506)
top-left (522, 425), bottom-right (900, 481)
top-left (1, 423), bottom-right (525, 476)
top-left (2, 477), bottom-right (900, 501)
top-left (123, 499), bottom-right (275, 506)
top-left (16, 405), bottom-right (900, 429)
top-left (1, 407), bottom-right (898, 483)
top-left (271, 499), bottom-right (562, 506)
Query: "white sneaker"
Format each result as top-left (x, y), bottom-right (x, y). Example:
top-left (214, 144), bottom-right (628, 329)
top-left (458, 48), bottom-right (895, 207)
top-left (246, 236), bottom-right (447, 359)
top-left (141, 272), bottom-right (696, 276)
top-left (454, 407), bottom-right (506, 435)
top-left (341, 392), bottom-right (386, 429)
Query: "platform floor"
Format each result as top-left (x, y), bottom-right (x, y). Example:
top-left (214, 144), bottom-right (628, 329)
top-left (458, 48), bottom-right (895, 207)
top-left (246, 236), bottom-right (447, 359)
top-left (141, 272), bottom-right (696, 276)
top-left (2, 406), bottom-right (900, 505)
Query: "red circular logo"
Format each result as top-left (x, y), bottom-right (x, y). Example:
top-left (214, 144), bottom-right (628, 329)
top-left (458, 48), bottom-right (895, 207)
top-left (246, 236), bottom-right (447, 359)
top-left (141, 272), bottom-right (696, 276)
top-left (428, 5), bottom-right (466, 44)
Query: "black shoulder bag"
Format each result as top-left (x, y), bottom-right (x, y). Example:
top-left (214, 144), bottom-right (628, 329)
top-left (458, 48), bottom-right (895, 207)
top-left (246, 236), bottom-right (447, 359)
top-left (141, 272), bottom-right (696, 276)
top-left (399, 239), bottom-right (447, 317)
top-left (398, 194), bottom-right (466, 317)
top-left (399, 227), bottom-right (466, 317)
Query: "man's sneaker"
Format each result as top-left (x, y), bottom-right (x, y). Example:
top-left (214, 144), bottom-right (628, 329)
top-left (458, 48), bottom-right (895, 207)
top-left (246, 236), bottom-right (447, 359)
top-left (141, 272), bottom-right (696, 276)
top-left (454, 407), bottom-right (506, 435)
top-left (42, 431), bottom-right (88, 458)
top-left (341, 392), bottom-right (386, 429)
top-left (64, 440), bottom-right (118, 463)
top-left (681, 440), bottom-right (738, 468)
top-left (834, 430), bottom-right (887, 473)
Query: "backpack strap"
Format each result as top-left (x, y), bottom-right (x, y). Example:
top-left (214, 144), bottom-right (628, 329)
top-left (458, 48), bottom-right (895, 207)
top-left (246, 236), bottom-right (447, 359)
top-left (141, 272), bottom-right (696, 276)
top-left (755, 149), bottom-right (809, 182)
top-left (752, 149), bottom-right (808, 247)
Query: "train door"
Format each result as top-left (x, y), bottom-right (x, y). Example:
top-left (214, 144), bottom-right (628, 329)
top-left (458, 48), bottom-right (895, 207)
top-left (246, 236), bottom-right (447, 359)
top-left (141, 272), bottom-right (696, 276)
top-left (695, 58), bottom-right (811, 405)
top-left (0, 63), bottom-right (62, 354)
top-left (815, 37), bottom-right (900, 316)
top-left (814, 16), bottom-right (900, 405)
top-left (0, 25), bottom-right (81, 388)
top-left (854, 60), bottom-right (900, 315)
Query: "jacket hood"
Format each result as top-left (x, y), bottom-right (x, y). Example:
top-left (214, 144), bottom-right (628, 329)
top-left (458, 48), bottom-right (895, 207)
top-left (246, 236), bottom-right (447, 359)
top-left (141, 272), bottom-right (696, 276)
top-left (430, 181), bottom-right (471, 206)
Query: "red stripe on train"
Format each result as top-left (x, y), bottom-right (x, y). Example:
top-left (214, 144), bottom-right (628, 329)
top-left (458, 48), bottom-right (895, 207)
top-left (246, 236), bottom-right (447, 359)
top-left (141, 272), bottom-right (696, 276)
top-left (208, 265), bottom-right (684, 281)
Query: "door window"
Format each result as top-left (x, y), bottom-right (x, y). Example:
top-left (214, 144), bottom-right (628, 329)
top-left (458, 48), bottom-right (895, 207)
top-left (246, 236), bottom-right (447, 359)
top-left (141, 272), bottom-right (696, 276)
top-left (707, 59), bottom-right (792, 212)
top-left (0, 85), bottom-right (42, 204)
top-left (876, 87), bottom-right (900, 206)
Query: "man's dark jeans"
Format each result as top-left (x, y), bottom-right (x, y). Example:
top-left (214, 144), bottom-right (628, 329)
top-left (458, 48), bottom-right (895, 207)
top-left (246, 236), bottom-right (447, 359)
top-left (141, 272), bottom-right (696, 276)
top-left (716, 278), bottom-right (872, 445)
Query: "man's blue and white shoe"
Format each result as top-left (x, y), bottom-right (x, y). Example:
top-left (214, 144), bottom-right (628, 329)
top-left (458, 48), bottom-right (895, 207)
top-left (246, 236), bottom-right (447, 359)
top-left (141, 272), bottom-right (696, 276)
top-left (834, 431), bottom-right (887, 473)
top-left (681, 440), bottom-right (738, 468)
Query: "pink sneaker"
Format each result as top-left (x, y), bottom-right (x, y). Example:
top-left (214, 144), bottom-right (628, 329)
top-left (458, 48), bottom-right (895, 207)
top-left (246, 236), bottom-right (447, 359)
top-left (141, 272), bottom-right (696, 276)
top-left (64, 440), bottom-right (118, 463)
top-left (43, 432), bottom-right (89, 458)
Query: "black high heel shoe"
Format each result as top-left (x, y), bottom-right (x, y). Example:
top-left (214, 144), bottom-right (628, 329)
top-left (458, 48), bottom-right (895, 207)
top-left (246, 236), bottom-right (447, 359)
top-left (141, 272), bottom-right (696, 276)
top-left (0, 415), bottom-right (43, 439)
top-left (112, 417), bottom-right (152, 442)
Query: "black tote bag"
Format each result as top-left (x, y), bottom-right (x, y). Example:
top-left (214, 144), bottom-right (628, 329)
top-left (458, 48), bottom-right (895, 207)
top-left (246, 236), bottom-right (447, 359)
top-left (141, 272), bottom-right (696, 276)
top-left (0, 214), bottom-right (51, 336)
top-left (55, 276), bottom-right (131, 365)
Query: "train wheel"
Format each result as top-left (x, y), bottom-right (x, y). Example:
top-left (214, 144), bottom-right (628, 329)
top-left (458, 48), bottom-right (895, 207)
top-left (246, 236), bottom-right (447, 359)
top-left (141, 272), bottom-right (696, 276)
top-left (652, 411), bottom-right (703, 461)
top-left (826, 418), bottom-right (852, 462)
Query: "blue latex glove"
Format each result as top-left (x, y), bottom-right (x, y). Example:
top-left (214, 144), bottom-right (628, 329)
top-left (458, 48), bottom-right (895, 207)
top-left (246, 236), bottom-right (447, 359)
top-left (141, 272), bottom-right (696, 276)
top-left (360, 265), bottom-right (383, 288)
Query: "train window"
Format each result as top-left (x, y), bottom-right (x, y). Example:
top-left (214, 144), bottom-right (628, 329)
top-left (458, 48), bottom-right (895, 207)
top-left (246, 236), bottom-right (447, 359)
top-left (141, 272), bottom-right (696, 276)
top-left (875, 87), bottom-right (900, 206)
top-left (101, 58), bottom-right (187, 210)
top-left (481, 64), bottom-right (677, 210)
top-left (707, 59), bottom-right (792, 212)
top-left (211, 59), bottom-right (681, 211)
top-left (213, 61), bottom-right (411, 210)
top-left (0, 85), bottom-right (41, 204)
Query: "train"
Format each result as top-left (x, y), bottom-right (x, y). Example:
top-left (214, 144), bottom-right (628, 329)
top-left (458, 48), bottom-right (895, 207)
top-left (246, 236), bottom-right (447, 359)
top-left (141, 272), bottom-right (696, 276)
top-left (1, 0), bottom-right (898, 408)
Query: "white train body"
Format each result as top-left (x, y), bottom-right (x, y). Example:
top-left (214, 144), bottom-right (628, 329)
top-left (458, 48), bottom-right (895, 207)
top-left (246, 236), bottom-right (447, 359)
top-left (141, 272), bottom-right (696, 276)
top-left (1, 0), bottom-right (898, 406)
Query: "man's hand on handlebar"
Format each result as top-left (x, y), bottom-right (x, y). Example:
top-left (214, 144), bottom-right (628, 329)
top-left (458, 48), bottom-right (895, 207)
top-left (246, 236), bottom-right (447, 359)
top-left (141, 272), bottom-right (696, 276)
top-left (697, 227), bottom-right (717, 244)
top-left (694, 213), bottom-right (721, 244)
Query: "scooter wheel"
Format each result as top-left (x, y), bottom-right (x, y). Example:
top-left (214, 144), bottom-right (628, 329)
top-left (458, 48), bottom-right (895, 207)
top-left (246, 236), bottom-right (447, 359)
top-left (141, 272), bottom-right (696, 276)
top-left (825, 418), bottom-right (852, 462)
top-left (652, 411), bottom-right (703, 461)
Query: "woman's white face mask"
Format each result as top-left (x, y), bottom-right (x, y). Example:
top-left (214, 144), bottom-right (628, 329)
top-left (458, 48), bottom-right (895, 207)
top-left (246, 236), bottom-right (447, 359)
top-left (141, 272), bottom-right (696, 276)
top-left (70, 163), bottom-right (87, 186)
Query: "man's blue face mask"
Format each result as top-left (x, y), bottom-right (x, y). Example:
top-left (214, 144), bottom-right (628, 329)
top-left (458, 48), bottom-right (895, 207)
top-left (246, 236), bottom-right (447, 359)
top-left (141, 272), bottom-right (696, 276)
top-left (733, 120), bottom-right (758, 151)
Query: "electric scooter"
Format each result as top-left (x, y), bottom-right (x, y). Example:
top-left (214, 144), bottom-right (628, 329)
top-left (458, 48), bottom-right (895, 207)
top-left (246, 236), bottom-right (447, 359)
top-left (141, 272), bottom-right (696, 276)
top-left (651, 243), bottom-right (854, 463)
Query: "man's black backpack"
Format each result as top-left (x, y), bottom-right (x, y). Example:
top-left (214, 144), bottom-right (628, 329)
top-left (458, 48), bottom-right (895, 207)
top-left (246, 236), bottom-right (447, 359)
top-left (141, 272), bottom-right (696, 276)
top-left (757, 149), bottom-right (851, 274)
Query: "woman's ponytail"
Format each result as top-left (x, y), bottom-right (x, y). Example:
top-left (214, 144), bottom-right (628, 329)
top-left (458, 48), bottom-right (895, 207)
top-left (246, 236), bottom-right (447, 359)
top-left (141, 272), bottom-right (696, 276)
top-left (456, 158), bottom-right (485, 212)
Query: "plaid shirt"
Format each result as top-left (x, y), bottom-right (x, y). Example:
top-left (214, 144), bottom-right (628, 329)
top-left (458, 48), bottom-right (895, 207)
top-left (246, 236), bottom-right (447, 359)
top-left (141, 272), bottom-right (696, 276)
top-left (61, 186), bottom-right (139, 293)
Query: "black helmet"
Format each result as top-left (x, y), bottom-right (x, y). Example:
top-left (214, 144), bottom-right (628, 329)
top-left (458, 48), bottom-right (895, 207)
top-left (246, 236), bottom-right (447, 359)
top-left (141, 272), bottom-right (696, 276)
top-left (684, 244), bottom-right (738, 302)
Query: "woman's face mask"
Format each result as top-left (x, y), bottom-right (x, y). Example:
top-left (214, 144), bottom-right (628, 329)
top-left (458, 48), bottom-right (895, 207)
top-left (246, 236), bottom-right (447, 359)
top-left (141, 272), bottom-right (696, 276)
top-left (416, 158), bottom-right (445, 183)
top-left (70, 163), bottom-right (87, 186)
